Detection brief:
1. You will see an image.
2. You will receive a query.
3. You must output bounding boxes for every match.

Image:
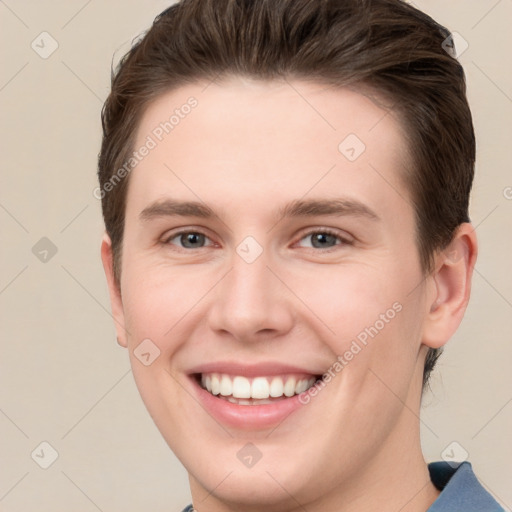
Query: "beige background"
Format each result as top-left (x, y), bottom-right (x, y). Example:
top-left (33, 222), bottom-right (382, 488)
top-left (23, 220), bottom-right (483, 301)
top-left (0, 1), bottom-right (511, 511)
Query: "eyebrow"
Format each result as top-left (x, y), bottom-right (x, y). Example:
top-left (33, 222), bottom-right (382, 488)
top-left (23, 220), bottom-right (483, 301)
top-left (139, 197), bottom-right (380, 223)
top-left (278, 198), bottom-right (379, 221)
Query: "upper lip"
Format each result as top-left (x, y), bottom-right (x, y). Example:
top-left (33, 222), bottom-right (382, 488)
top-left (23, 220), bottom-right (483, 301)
top-left (188, 361), bottom-right (323, 378)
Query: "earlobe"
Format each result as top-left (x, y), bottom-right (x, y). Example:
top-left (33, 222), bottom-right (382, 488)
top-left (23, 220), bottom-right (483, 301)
top-left (422, 223), bottom-right (478, 349)
top-left (100, 232), bottom-right (128, 348)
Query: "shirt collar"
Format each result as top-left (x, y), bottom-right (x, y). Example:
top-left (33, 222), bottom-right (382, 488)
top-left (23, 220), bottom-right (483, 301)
top-left (427, 461), bottom-right (504, 511)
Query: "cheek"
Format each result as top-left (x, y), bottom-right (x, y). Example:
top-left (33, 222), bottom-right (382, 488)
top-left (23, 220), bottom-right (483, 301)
top-left (292, 262), bottom-right (408, 341)
top-left (120, 268), bottom-right (194, 429)
top-left (295, 261), bottom-right (424, 387)
top-left (120, 261), bottom-right (201, 341)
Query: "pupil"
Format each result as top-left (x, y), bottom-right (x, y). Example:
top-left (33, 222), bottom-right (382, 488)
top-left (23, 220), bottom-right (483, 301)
top-left (313, 233), bottom-right (334, 248)
top-left (183, 233), bottom-right (203, 247)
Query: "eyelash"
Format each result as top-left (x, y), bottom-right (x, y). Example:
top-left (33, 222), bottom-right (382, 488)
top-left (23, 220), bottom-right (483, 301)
top-left (162, 228), bottom-right (353, 252)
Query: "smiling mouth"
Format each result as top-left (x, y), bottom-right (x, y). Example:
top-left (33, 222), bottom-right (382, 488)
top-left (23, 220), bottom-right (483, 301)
top-left (194, 372), bottom-right (322, 406)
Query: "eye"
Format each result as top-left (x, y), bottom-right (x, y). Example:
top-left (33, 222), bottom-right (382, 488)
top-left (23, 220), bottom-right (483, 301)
top-left (162, 228), bottom-right (352, 252)
top-left (163, 230), bottom-right (214, 249)
top-left (295, 229), bottom-right (352, 250)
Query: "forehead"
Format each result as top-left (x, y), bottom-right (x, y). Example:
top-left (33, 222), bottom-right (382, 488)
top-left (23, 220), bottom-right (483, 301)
top-left (127, 77), bottom-right (413, 224)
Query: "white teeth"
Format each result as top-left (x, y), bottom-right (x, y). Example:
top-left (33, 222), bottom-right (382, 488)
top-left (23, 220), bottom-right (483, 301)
top-left (200, 373), bottom-right (318, 400)
top-left (269, 377), bottom-right (284, 397)
top-left (219, 375), bottom-right (232, 396)
top-left (284, 377), bottom-right (296, 397)
top-left (232, 376), bottom-right (251, 398)
top-left (251, 377), bottom-right (270, 399)
top-left (295, 378), bottom-right (309, 394)
top-left (210, 374), bottom-right (220, 395)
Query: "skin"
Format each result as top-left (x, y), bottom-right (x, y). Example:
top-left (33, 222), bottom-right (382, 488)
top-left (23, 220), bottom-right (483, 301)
top-left (101, 77), bottom-right (477, 512)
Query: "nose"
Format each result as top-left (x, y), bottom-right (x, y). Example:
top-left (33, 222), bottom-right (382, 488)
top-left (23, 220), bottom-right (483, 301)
top-left (206, 246), bottom-right (295, 342)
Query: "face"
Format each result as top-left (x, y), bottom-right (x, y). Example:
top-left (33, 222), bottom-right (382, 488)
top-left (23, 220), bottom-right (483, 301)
top-left (104, 78), bottom-right (438, 508)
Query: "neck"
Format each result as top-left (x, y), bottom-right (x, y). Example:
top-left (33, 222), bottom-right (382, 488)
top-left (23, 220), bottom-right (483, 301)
top-left (318, 406), bottom-right (440, 512)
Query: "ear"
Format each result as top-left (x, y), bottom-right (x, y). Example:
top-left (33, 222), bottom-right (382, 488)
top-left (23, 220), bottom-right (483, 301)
top-left (100, 232), bottom-right (128, 348)
top-left (422, 223), bottom-right (478, 349)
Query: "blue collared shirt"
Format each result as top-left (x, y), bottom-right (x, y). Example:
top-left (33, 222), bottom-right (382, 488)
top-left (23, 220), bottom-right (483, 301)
top-left (427, 461), bottom-right (504, 511)
top-left (180, 461), bottom-right (504, 511)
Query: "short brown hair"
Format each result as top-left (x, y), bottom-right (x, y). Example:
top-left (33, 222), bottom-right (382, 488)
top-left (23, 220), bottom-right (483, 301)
top-left (98, 0), bottom-right (475, 392)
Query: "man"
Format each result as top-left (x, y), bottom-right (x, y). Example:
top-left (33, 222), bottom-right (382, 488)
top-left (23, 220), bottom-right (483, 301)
top-left (98, 0), bottom-right (503, 510)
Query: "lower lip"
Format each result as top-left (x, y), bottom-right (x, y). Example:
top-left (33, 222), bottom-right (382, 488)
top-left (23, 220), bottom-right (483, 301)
top-left (190, 376), bottom-right (311, 430)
